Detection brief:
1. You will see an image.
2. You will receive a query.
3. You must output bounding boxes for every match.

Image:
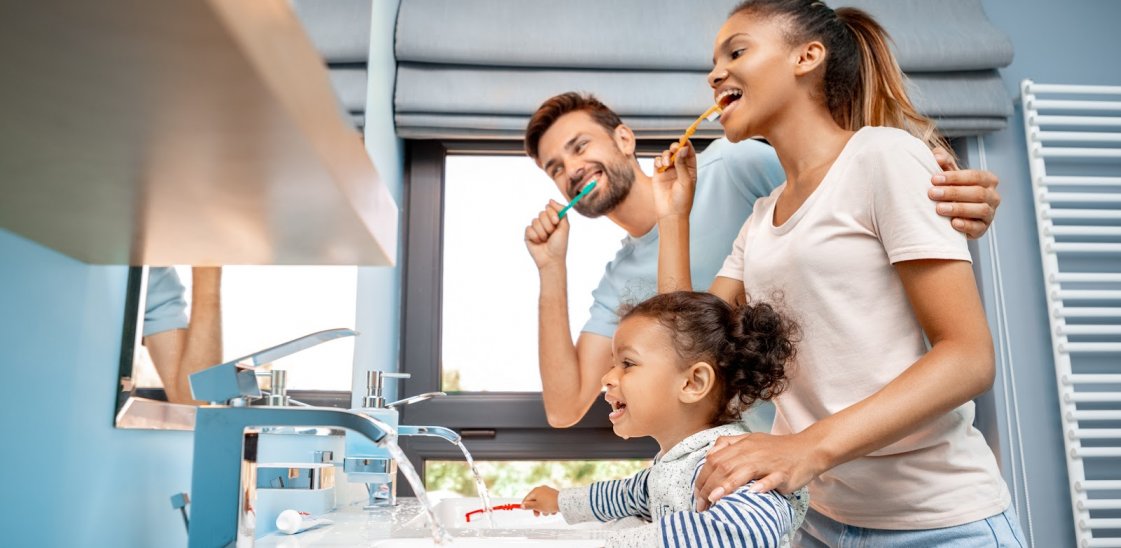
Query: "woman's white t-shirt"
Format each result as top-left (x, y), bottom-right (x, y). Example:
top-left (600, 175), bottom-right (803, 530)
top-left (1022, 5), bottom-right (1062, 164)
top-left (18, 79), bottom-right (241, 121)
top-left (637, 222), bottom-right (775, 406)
top-left (717, 126), bottom-right (1010, 529)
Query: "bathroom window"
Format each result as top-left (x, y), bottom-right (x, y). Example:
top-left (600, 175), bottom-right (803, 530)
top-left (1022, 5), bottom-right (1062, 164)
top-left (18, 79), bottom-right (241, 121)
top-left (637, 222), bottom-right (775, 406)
top-left (439, 154), bottom-right (632, 392)
top-left (398, 141), bottom-right (666, 493)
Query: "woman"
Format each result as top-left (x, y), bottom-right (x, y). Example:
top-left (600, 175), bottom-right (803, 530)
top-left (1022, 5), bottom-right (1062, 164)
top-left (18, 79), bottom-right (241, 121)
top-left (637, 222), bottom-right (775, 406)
top-left (651, 0), bottom-right (1025, 545)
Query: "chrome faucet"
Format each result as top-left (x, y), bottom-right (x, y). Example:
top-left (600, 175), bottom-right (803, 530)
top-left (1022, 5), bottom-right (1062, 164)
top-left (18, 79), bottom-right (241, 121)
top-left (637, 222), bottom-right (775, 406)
top-left (187, 405), bottom-right (393, 548)
top-left (186, 328), bottom-right (371, 547)
top-left (397, 424), bottom-right (461, 444)
top-left (186, 329), bottom-right (462, 547)
top-left (346, 371), bottom-right (457, 507)
top-left (189, 328), bottom-right (357, 405)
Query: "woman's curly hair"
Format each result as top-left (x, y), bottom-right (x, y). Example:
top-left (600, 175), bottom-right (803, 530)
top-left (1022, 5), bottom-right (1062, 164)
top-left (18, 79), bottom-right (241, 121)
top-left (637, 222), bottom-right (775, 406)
top-left (619, 291), bottom-right (798, 424)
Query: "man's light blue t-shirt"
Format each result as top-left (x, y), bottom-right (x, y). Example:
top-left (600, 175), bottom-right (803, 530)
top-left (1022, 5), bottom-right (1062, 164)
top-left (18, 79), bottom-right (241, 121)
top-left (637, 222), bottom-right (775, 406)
top-left (581, 137), bottom-right (785, 431)
top-left (582, 138), bottom-right (784, 337)
top-left (144, 267), bottom-right (189, 337)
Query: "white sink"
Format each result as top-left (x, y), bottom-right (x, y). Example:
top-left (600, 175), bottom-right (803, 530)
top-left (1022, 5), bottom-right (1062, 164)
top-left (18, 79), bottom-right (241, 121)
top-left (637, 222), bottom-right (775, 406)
top-left (255, 498), bottom-right (610, 547)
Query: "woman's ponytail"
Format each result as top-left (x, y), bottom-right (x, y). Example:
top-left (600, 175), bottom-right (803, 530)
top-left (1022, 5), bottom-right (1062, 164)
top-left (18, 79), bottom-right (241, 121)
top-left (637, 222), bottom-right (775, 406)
top-left (835, 8), bottom-right (951, 154)
top-left (730, 1), bottom-right (953, 156)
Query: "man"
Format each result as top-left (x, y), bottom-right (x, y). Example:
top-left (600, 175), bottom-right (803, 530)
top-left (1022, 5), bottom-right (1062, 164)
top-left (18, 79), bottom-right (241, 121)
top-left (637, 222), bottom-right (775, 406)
top-left (523, 92), bottom-right (1000, 429)
top-left (143, 266), bottom-right (223, 404)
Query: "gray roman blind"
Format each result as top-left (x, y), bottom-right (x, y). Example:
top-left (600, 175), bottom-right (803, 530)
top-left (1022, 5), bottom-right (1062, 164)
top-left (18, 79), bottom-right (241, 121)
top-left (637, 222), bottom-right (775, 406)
top-left (394, 0), bottom-right (1013, 140)
top-left (293, 0), bottom-right (371, 129)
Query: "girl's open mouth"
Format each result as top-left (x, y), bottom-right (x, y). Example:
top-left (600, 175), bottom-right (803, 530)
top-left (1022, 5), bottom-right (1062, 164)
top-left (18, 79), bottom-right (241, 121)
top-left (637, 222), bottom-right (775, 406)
top-left (608, 400), bottom-right (627, 422)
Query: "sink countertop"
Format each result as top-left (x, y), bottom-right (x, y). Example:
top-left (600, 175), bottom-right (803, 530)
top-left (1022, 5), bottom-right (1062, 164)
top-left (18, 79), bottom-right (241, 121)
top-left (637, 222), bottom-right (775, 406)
top-left (256, 498), bottom-right (426, 547)
top-left (256, 498), bottom-right (611, 547)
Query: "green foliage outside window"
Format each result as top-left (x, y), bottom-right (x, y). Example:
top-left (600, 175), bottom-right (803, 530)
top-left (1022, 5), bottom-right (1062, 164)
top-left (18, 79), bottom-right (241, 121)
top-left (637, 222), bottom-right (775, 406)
top-left (442, 369), bottom-right (462, 392)
top-left (426, 459), bottom-right (651, 498)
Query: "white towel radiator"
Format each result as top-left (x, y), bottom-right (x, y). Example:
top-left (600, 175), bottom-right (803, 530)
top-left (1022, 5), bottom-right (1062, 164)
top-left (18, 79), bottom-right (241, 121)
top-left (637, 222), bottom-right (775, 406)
top-left (1022, 80), bottom-right (1121, 548)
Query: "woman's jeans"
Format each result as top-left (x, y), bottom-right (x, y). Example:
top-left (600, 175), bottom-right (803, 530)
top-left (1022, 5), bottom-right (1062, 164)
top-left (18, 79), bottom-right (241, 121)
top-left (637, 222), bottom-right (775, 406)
top-left (794, 505), bottom-right (1027, 547)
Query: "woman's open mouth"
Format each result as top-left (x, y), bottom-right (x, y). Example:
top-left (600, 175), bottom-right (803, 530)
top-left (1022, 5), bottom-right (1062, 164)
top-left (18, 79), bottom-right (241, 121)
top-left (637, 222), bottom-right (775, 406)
top-left (716, 88), bottom-right (743, 118)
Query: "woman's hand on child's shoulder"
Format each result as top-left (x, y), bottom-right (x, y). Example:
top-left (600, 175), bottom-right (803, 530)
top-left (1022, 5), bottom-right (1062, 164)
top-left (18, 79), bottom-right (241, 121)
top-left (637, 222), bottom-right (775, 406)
top-left (694, 431), bottom-right (827, 512)
top-left (651, 141), bottom-right (698, 222)
top-left (522, 485), bottom-right (560, 516)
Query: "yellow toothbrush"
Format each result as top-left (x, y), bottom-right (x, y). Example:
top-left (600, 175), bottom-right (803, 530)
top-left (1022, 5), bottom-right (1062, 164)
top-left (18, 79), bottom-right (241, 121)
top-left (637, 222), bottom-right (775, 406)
top-left (657, 104), bottom-right (723, 173)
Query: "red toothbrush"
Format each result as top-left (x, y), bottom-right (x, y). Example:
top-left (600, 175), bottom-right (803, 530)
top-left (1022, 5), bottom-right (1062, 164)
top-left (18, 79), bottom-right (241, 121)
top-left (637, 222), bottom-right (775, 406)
top-left (465, 503), bottom-right (523, 523)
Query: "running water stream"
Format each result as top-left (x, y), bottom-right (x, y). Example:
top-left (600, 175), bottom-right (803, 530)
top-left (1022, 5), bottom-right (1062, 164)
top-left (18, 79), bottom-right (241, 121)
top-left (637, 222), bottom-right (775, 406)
top-left (456, 440), bottom-right (496, 528)
top-left (383, 438), bottom-right (453, 544)
top-left (374, 424), bottom-right (496, 541)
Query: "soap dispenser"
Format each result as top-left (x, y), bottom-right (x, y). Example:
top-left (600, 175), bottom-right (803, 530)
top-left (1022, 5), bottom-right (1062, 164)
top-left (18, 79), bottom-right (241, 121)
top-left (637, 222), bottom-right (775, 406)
top-left (344, 371), bottom-right (408, 507)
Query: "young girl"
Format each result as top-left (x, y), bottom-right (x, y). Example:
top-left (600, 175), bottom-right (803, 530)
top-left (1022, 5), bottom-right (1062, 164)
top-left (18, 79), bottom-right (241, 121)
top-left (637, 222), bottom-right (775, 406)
top-left (522, 291), bottom-right (808, 547)
top-left (652, 1), bottom-right (1025, 545)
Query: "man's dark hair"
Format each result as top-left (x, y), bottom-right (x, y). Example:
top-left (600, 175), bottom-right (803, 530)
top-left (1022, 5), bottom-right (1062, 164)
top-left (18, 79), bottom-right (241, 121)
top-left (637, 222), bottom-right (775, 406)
top-left (524, 92), bottom-right (624, 161)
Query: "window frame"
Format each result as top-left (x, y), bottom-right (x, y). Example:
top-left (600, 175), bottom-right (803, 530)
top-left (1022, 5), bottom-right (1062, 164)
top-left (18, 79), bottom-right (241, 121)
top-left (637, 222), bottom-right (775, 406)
top-left (397, 140), bottom-right (663, 493)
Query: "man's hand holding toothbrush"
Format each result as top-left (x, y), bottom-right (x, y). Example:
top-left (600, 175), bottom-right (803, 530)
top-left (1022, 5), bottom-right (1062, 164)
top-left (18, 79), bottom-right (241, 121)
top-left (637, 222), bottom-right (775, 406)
top-left (524, 199), bottom-right (571, 271)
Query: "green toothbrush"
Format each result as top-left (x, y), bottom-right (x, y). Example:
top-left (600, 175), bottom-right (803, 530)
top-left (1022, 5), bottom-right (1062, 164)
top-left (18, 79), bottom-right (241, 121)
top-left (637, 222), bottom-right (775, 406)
top-left (558, 179), bottom-right (597, 219)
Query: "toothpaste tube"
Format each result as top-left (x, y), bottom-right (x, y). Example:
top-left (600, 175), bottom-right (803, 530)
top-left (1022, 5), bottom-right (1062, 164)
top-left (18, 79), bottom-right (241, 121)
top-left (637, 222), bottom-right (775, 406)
top-left (276, 509), bottom-right (333, 535)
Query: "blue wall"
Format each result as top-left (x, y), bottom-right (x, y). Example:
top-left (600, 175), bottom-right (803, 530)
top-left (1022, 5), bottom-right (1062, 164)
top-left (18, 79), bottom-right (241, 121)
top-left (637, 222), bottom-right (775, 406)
top-left (975, 1), bottom-right (1121, 546)
top-left (0, 229), bottom-right (195, 546)
top-left (353, 0), bottom-right (406, 405)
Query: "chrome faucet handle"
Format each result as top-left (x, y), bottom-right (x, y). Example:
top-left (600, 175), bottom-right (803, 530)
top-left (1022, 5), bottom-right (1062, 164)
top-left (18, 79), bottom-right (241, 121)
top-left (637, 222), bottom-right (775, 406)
top-left (363, 371), bottom-right (411, 408)
top-left (190, 363), bottom-right (262, 404)
top-left (386, 391), bottom-right (447, 408)
top-left (235, 328), bottom-right (358, 368)
top-left (190, 328), bottom-right (357, 404)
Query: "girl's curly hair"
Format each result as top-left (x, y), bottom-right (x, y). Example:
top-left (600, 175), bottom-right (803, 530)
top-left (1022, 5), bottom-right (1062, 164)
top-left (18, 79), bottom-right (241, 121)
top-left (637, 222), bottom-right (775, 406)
top-left (619, 291), bottom-right (798, 424)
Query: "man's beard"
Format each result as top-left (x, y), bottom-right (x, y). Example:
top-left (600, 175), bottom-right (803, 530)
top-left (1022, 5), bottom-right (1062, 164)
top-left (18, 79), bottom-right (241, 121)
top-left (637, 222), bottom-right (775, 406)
top-left (571, 159), bottom-right (635, 218)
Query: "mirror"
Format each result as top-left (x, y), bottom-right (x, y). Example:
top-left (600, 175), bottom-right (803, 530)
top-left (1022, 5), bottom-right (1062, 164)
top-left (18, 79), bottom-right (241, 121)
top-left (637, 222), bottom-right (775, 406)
top-left (114, 265), bottom-right (361, 430)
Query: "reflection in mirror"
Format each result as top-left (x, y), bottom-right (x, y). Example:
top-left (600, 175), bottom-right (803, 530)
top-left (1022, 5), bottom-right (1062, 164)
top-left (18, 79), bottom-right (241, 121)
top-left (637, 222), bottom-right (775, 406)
top-left (142, 266), bottom-right (223, 404)
top-left (115, 266), bottom-right (359, 430)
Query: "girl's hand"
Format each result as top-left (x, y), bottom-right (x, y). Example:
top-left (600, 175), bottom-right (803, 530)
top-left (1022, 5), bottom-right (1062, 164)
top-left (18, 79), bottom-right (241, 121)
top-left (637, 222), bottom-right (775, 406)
top-left (652, 141), bottom-right (698, 221)
top-left (693, 431), bottom-right (827, 511)
top-left (521, 485), bottom-right (560, 516)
